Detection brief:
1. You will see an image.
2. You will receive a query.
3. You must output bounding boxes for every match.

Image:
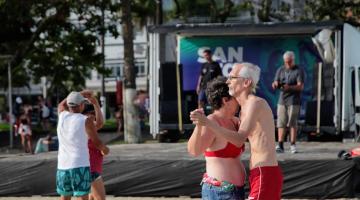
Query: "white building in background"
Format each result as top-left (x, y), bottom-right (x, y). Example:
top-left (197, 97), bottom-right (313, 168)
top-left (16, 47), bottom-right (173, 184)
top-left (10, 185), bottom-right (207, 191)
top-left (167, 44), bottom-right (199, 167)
top-left (0, 26), bottom-right (149, 120)
top-left (86, 27), bottom-right (149, 93)
top-left (0, 26), bottom-right (149, 96)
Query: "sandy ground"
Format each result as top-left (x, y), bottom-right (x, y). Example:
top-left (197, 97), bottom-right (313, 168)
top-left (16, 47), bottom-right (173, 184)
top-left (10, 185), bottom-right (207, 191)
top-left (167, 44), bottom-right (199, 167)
top-left (0, 197), bottom-right (197, 200)
top-left (0, 197), bottom-right (358, 200)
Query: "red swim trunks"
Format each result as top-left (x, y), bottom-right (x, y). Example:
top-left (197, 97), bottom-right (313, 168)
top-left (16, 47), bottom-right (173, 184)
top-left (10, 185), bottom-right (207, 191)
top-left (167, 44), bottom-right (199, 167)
top-left (248, 166), bottom-right (283, 200)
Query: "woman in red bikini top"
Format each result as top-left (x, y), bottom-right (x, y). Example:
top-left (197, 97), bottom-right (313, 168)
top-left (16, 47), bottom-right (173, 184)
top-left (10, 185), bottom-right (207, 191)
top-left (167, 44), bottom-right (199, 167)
top-left (188, 77), bottom-right (246, 200)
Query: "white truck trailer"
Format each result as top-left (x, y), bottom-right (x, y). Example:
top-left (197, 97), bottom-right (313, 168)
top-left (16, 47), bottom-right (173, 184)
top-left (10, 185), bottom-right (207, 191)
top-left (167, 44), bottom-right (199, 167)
top-left (148, 21), bottom-right (360, 142)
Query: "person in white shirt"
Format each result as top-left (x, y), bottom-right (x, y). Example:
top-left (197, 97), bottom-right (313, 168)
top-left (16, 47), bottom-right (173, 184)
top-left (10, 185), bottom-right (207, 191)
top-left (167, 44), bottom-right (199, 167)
top-left (56, 91), bottom-right (109, 200)
top-left (18, 115), bottom-right (33, 154)
top-left (41, 101), bottom-right (50, 131)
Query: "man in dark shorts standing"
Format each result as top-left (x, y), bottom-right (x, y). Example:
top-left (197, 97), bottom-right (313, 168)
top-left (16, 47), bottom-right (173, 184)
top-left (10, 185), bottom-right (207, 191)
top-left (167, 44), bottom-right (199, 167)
top-left (196, 49), bottom-right (222, 108)
top-left (272, 51), bottom-right (305, 154)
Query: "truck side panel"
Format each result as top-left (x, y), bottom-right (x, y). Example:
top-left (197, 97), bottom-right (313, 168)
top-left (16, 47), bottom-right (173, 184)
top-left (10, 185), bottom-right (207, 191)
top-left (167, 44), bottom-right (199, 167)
top-left (341, 24), bottom-right (360, 132)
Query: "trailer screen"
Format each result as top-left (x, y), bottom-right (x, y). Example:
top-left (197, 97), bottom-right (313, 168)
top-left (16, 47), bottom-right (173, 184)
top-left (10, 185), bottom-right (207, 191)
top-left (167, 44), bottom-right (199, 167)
top-left (179, 36), bottom-right (321, 117)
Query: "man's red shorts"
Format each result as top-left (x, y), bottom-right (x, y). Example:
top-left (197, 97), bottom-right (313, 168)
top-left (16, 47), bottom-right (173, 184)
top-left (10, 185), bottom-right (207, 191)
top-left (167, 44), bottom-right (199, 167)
top-left (248, 166), bottom-right (283, 200)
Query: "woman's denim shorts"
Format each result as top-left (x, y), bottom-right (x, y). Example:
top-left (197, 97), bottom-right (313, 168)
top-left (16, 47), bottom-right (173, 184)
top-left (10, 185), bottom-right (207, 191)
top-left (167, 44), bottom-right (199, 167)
top-left (201, 182), bottom-right (245, 200)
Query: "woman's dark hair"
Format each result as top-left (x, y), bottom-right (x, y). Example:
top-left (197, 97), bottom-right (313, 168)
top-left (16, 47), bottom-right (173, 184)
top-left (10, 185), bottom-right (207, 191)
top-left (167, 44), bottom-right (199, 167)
top-left (82, 103), bottom-right (95, 114)
top-left (203, 49), bottom-right (212, 54)
top-left (20, 118), bottom-right (28, 125)
top-left (205, 76), bottom-right (232, 110)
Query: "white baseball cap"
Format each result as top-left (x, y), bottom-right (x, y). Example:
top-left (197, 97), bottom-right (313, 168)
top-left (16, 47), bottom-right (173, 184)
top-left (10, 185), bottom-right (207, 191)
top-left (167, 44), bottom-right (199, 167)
top-left (66, 92), bottom-right (86, 107)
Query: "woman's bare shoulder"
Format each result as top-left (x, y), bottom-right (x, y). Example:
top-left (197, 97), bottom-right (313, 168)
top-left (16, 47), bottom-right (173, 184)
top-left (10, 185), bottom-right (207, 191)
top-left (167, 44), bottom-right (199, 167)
top-left (207, 113), bottom-right (217, 121)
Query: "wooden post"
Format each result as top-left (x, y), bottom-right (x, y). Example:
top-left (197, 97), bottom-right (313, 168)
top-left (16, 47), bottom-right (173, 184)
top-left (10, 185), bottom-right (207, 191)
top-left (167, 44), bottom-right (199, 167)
top-left (316, 62), bottom-right (322, 134)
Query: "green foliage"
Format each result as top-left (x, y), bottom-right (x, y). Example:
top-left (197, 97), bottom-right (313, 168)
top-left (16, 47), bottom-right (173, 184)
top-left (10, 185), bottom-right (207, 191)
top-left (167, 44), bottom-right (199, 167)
top-left (0, 0), bottom-right (34, 89)
top-left (0, 0), bottom-right (158, 95)
top-left (103, 118), bottom-right (117, 129)
top-left (28, 21), bottom-right (104, 93)
top-left (302, 0), bottom-right (360, 25)
top-left (0, 123), bottom-right (9, 132)
top-left (2, 0), bottom-right (358, 98)
top-left (164, 0), bottom-right (237, 23)
top-left (163, 0), bottom-right (360, 24)
top-left (0, 60), bottom-right (30, 89)
top-left (0, 0), bottom-right (120, 94)
top-left (132, 0), bottom-right (156, 27)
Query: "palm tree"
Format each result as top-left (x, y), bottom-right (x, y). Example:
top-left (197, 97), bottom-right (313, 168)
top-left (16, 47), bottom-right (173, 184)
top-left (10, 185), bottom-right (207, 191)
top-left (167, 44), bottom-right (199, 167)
top-left (121, 0), bottom-right (141, 143)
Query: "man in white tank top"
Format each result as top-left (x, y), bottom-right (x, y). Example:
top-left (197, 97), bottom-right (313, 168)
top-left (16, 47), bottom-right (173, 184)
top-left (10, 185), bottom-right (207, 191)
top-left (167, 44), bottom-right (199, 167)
top-left (56, 91), bottom-right (109, 200)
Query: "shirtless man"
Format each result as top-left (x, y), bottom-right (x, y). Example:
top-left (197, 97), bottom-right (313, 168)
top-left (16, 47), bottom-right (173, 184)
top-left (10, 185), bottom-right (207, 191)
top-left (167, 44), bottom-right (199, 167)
top-left (190, 62), bottom-right (283, 200)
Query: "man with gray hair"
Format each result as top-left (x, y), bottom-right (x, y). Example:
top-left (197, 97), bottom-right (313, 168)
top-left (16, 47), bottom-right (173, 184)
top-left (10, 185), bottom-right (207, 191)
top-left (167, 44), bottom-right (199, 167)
top-left (191, 62), bottom-right (283, 200)
top-left (56, 90), bottom-right (109, 200)
top-left (272, 51), bottom-right (305, 154)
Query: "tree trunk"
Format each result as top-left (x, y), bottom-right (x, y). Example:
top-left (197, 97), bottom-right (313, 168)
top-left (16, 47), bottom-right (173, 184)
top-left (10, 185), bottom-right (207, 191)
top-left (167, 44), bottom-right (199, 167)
top-left (121, 0), bottom-right (141, 143)
top-left (155, 0), bottom-right (163, 25)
